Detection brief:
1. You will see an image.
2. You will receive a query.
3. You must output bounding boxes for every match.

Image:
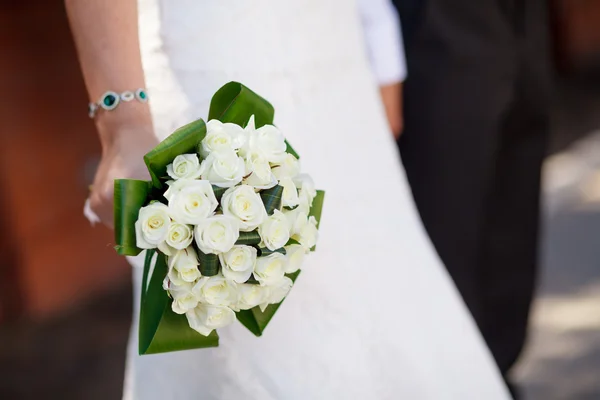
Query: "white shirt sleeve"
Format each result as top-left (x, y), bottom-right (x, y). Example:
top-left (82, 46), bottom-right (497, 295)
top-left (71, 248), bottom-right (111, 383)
top-left (357, 0), bottom-right (407, 85)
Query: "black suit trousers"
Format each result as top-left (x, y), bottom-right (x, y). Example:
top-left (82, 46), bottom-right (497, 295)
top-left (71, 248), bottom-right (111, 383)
top-left (395, 0), bottom-right (553, 378)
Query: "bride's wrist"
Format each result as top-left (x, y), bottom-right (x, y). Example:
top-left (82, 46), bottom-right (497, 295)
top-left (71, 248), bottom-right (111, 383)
top-left (95, 102), bottom-right (154, 148)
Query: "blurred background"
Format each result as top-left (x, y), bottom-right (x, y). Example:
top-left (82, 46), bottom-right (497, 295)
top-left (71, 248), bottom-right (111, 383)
top-left (0, 0), bottom-right (598, 399)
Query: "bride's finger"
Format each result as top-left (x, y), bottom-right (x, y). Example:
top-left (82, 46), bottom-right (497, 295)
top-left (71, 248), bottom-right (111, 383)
top-left (84, 198), bottom-right (101, 225)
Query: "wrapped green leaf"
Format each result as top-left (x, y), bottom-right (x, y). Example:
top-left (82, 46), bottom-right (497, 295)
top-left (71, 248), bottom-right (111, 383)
top-left (260, 185), bottom-right (283, 215)
top-left (235, 230), bottom-right (261, 246)
top-left (198, 250), bottom-right (220, 276)
top-left (144, 118), bottom-right (207, 188)
top-left (285, 238), bottom-right (301, 246)
top-left (114, 179), bottom-right (151, 256)
top-left (285, 140), bottom-right (300, 159)
top-left (208, 82), bottom-right (275, 128)
top-left (308, 190), bottom-right (326, 251)
top-left (235, 270), bottom-right (301, 336)
top-left (258, 247), bottom-right (286, 257)
top-left (139, 251), bottom-right (219, 354)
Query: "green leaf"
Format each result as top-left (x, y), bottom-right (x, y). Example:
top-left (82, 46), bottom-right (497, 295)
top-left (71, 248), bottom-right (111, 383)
top-left (260, 185), bottom-right (283, 215)
top-left (144, 119), bottom-right (207, 188)
top-left (114, 179), bottom-right (151, 256)
top-left (236, 270), bottom-right (301, 336)
top-left (309, 190), bottom-right (325, 227)
top-left (285, 140), bottom-right (300, 159)
top-left (139, 251), bottom-right (219, 355)
top-left (198, 250), bottom-right (220, 277)
top-left (285, 238), bottom-right (301, 246)
top-left (235, 230), bottom-right (261, 246)
top-left (309, 190), bottom-right (326, 251)
top-left (212, 185), bottom-right (228, 203)
top-left (208, 82), bottom-right (274, 128)
top-left (258, 247), bottom-right (286, 257)
top-left (140, 249), bottom-right (156, 305)
top-left (208, 82), bottom-right (300, 158)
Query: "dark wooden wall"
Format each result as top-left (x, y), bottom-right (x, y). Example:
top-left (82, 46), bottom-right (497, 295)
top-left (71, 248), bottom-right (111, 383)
top-left (0, 0), bottom-right (128, 321)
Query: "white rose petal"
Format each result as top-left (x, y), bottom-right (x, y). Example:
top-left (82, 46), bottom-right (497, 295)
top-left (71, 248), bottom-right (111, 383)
top-left (279, 177), bottom-right (300, 208)
top-left (200, 119), bottom-right (246, 157)
top-left (294, 174), bottom-right (317, 209)
top-left (272, 153), bottom-right (301, 180)
top-left (243, 153), bottom-right (278, 189)
top-left (135, 202), bottom-right (171, 249)
top-left (221, 185), bottom-right (268, 231)
top-left (219, 245), bottom-right (257, 283)
top-left (194, 215), bottom-right (240, 254)
top-left (158, 241), bottom-right (176, 257)
top-left (166, 154), bottom-right (202, 180)
top-left (254, 252), bottom-right (287, 286)
top-left (200, 149), bottom-right (245, 188)
top-left (284, 244), bottom-right (306, 273)
top-left (168, 247), bottom-right (201, 285)
top-left (185, 304), bottom-right (235, 336)
top-left (265, 276), bottom-right (293, 306)
top-left (235, 284), bottom-right (270, 311)
top-left (241, 124), bottom-right (287, 164)
top-left (165, 180), bottom-right (218, 224)
top-left (169, 282), bottom-right (198, 314)
top-left (283, 208), bottom-right (309, 236)
top-left (293, 215), bottom-right (319, 251)
top-left (259, 210), bottom-right (291, 251)
top-left (192, 275), bottom-right (237, 306)
top-left (165, 222), bottom-right (194, 250)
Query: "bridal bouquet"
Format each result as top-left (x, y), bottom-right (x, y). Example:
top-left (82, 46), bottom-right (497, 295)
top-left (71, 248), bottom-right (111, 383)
top-left (114, 82), bottom-right (324, 354)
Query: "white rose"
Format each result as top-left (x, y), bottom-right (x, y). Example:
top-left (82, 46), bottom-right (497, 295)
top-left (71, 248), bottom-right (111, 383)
top-left (259, 210), bottom-right (291, 251)
top-left (219, 245), bottom-right (257, 283)
top-left (165, 222), bottom-right (194, 250)
top-left (200, 149), bottom-right (245, 188)
top-left (185, 304), bottom-right (235, 336)
top-left (279, 177), bottom-right (300, 208)
top-left (135, 202), bottom-right (171, 249)
top-left (200, 119), bottom-right (246, 157)
top-left (254, 252), bottom-right (287, 286)
top-left (240, 124), bottom-right (287, 163)
top-left (293, 215), bottom-right (319, 250)
top-left (194, 215), bottom-right (240, 254)
top-left (169, 282), bottom-right (198, 314)
top-left (284, 244), bottom-right (306, 273)
top-left (192, 275), bottom-right (237, 306)
top-left (166, 154), bottom-right (202, 180)
top-left (283, 208), bottom-right (309, 236)
top-left (164, 179), bottom-right (218, 224)
top-left (243, 153), bottom-right (278, 189)
top-left (235, 284), bottom-right (270, 311)
top-left (294, 174), bottom-right (317, 209)
top-left (168, 247), bottom-right (201, 285)
top-left (221, 185), bottom-right (268, 231)
top-left (272, 153), bottom-right (301, 179)
top-left (265, 276), bottom-right (293, 306)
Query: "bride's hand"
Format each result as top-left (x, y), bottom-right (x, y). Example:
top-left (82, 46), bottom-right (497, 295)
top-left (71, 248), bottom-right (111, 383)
top-left (90, 112), bottom-right (159, 228)
top-left (379, 81), bottom-right (404, 139)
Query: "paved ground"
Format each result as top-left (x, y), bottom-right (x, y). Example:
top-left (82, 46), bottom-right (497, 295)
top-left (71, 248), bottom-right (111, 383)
top-left (514, 130), bottom-right (600, 400)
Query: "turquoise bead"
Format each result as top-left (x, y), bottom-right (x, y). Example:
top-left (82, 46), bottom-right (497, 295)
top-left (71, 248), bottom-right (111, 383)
top-left (103, 94), bottom-right (116, 106)
top-left (139, 90), bottom-right (147, 99)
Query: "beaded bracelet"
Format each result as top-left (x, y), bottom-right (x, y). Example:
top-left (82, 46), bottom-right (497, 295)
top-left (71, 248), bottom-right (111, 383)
top-left (88, 89), bottom-right (148, 118)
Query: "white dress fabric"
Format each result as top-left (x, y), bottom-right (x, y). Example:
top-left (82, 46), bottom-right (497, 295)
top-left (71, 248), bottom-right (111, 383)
top-left (124, 1), bottom-right (511, 399)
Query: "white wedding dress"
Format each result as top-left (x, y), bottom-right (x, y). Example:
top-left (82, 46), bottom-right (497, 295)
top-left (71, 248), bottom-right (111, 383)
top-left (123, 0), bottom-right (511, 399)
